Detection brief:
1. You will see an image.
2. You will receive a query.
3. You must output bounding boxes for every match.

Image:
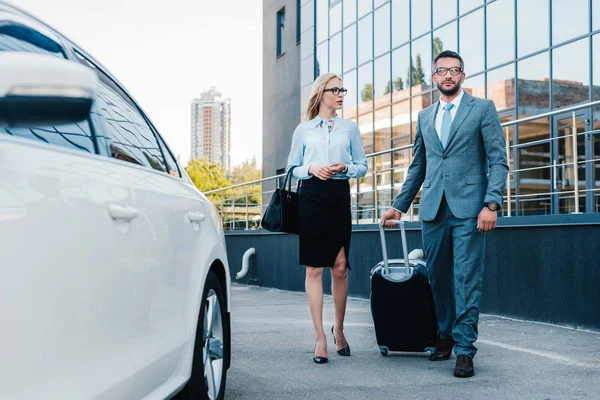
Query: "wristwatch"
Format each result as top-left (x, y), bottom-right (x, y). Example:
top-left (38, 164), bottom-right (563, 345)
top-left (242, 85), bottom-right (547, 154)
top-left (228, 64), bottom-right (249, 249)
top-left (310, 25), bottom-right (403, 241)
top-left (484, 202), bottom-right (499, 211)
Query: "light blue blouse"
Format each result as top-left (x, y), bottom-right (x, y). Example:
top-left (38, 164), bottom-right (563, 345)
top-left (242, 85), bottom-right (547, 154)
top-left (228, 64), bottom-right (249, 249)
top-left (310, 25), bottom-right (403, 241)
top-left (286, 115), bottom-right (368, 180)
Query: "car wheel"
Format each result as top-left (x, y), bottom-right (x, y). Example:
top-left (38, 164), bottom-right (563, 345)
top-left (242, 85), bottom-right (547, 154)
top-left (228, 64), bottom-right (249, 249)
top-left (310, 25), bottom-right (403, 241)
top-left (177, 271), bottom-right (229, 400)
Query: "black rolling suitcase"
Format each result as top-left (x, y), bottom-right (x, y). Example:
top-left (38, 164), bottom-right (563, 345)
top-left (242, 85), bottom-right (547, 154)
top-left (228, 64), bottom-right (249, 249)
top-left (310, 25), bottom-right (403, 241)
top-left (370, 220), bottom-right (438, 356)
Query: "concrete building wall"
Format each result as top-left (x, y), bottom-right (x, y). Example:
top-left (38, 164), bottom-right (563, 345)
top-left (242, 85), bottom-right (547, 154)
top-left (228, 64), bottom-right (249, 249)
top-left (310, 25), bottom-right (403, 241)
top-left (225, 214), bottom-right (600, 330)
top-left (263, 0), bottom-right (302, 185)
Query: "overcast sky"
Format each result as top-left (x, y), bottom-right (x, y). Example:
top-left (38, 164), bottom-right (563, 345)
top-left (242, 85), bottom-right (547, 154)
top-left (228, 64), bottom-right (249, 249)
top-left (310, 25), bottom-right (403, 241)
top-left (13, 0), bottom-right (263, 168)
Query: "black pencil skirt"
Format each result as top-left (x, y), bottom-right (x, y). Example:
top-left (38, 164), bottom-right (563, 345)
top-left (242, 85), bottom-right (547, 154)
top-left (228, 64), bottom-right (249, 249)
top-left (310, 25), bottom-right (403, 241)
top-left (298, 178), bottom-right (351, 269)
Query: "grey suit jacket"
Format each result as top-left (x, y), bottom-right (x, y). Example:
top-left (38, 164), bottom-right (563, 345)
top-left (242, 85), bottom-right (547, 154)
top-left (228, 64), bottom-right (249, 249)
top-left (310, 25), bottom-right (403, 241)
top-left (392, 92), bottom-right (509, 221)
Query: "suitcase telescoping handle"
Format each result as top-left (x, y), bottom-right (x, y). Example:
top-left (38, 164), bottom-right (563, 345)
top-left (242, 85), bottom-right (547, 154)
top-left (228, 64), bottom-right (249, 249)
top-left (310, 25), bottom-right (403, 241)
top-left (378, 219), bottom-right (410, 275)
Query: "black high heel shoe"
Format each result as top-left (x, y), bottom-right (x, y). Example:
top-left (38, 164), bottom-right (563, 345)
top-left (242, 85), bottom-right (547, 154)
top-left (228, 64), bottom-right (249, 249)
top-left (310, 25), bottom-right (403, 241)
top-left (331, 326), bottom-right (351, 356)
top-left (313, 341), bottom-right (328, 364)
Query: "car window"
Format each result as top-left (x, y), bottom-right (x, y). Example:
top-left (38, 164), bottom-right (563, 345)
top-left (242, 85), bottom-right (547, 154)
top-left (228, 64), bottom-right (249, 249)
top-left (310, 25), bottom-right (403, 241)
top-left (0, 23), bottom-right (65, 57)
top-left (0, 122), bottom-right (95, 153)
top-left (92, 81), bottom-right (167, 172)
top-left (0, 22), bottom-right (95, 152)
top-left (157, 133), bottom-right (181, 177)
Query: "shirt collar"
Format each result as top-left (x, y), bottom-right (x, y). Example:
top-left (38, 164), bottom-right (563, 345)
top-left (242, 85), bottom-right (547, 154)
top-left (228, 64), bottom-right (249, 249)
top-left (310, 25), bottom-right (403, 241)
top-left (438, 89), bottom-right (464, 112)
top-left (313, 114), bottom-right (339, 128)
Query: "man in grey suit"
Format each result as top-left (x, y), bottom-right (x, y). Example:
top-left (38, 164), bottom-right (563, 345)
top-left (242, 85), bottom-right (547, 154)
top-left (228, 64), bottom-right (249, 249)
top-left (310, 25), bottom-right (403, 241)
top-left (381, 50), bottom-right (508, 378)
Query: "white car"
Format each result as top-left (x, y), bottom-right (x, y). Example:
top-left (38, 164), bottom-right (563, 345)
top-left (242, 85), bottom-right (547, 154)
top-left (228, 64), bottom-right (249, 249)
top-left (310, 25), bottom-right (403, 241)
top-left (0, 3), bottom-right (231, 399)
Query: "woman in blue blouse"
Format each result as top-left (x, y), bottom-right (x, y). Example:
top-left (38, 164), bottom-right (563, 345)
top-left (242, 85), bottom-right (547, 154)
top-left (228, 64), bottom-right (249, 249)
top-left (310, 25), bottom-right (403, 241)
top-left (287, 72), bottom-right (368, 364)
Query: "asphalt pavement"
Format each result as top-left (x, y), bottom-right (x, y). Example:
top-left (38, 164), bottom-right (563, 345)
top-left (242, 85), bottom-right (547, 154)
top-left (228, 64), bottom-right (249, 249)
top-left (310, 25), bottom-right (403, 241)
top-left (225, 284), bottom-right (600, 400)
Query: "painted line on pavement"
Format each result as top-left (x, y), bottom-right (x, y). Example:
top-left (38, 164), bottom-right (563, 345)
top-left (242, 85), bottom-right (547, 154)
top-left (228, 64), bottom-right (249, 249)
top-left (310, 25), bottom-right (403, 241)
top-left (478, 339), bottom-right (599, 369)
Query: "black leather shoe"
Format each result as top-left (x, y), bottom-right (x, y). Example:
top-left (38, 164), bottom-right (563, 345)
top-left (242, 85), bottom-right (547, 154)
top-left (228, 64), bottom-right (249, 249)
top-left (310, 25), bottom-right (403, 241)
top-left (454, 355), bottom-right (475, 378)
top-left (429, 336), bottom-right (456, 361)
top-left (313, 341), bottom-right (328, 364)
top-left (331, 326), bottom-right (351, 356)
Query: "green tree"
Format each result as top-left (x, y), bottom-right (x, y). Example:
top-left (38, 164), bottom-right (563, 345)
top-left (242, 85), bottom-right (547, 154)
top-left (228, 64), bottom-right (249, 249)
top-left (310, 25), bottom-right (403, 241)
top-left (185, 158), bottom-right (231, 204)
top-left (393, 77), bottom-right (404, 91)
top-left (383, 81), bottom-right (391, 95)
top-left (227, 157), bottom-right (262, 205)
top-left (414, 54), bottom-right (426, 85)
top-left (433, 37), bottom-right (444, 59)
top-left (407, 54), bottom-right (426, 87)
top-left (361, 83), bottom-right (373, 101)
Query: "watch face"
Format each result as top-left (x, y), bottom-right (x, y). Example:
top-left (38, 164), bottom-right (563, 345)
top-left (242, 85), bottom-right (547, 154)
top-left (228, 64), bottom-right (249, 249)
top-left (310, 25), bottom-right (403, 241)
top-left (488, 202), bottom-right (498, 211)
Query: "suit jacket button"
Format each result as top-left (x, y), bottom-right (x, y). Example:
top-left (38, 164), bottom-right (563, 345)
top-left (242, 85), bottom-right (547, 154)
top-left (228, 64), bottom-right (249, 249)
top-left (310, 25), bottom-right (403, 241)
top-left (442, 155), bottom-right (448, 159)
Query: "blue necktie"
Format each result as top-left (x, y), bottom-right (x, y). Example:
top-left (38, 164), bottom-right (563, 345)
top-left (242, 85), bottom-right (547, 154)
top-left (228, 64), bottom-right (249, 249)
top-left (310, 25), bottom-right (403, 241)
top-left (440, 103), bottom-right (454, 149)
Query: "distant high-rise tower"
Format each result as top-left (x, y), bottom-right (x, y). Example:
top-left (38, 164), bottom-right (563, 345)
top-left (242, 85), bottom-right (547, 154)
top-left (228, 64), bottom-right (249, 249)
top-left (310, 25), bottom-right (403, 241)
top-left (191, 87), bottom-right (231, 170)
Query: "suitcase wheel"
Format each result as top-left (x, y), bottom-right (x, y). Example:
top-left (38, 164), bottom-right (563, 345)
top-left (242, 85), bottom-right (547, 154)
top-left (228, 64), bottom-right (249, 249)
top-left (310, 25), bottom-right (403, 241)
top-left (379, 346), bottom-right (389, 356)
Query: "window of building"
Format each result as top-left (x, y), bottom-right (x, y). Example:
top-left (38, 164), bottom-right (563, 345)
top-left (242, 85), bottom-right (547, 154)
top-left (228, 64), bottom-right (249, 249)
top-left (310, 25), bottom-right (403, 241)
top-left (459, 0), bottom-right (484, 15)
top-left (344, 0), bottom-right (357, 27)
top-left (358, 0), bottom-right (373, 18)
top-left (391, 44), bottom-right (410, 101)
top-left (433, 0), bottom-right (457, 29)
top-left (594, 34), bottom-right (600, 101)
top-left (433, 22), bottom-right (458, 59)
top-left (316, 41), bottom-right (328, 75)
top-left (517, 0), bottom-right (549, 57)
top-left (459, 8), bottom-right (484, 74)
top-left (342, 69), bottom-right (358, 119)
top-left (277, 8), bottom-right (285, 56)
top-left (374, 3), bottom-right (390, 58)
top-left (374, 53), bottom-right (391, 102)
top-left (316, 0), bottom-right (328, 43)
top-left (486, 0), bottom-right (515, 68)
top-left (486, 63), bottom-right (515, 112)
top-left (330, 33), bottom-right (342, 74)
top-left (411, 0), bottom-right (431, 39)
top-left (330, 1), bottom-right (342, 35)
top-left (296, 0), bottom-right (301, 44)
top-left (552, 0), bottom-right (589, 46)
top-left (552, 38), bottom-right (590, 109)
top-left (595, 1), bottom-right (600, 32)
top-left (343, 24), bottom-right (357, 72)
top-left (358, 13), bottom-right (373, 65)
top-left (517, 52), bottom-right (550, 117)
top-left (391, 0), bottom-right (409, 47)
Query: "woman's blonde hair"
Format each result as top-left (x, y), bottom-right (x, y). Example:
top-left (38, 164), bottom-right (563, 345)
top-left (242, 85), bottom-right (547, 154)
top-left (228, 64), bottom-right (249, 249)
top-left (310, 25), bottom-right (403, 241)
top-left (305, 72), bottom-right (342, 121)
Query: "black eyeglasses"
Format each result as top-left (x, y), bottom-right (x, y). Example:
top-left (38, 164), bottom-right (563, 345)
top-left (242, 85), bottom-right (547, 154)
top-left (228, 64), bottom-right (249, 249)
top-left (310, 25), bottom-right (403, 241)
top-left (324, 87), bottom-right (348, 96)
top-left (434, 67), bottom-right (463, 76)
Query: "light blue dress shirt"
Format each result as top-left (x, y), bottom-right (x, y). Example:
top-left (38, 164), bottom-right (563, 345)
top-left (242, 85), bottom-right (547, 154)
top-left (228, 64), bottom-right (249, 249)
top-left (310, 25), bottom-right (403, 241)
top-left (286, 115), bottom-right (368, 180)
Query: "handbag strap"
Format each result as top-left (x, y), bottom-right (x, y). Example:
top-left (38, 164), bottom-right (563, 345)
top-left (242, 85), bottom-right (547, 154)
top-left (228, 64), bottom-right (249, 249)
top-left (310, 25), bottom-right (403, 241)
top-left (283, 166), bottom-right (296, 192)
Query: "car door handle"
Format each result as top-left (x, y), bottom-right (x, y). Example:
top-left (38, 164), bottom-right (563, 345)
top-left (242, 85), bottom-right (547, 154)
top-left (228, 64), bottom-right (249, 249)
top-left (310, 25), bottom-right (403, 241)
top-left (188, 212), bottom-right (206, 223)
top-left (108, 204), bottom-right (139, 221)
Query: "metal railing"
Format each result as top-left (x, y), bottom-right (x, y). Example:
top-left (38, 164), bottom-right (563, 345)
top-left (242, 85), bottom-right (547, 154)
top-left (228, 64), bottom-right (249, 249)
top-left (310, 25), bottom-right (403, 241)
top-left (206, 100), bottom-right (600, 230)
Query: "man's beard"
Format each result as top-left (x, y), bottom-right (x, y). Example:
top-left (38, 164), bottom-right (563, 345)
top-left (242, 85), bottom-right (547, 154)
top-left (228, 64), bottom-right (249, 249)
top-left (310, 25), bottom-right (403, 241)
top-left (437, 80), bottom-right (461, 96)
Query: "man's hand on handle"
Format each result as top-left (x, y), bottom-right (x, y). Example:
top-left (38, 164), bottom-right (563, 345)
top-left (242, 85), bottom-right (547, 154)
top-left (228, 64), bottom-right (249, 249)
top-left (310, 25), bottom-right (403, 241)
top-left (380, 208), bottom-right (402, 228)
top-left (477, 208), bottom-right (497, 232)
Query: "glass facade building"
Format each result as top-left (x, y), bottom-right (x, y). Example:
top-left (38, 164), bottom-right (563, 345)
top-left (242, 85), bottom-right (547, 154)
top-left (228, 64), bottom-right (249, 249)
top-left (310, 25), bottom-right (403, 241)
top-left (298, 0), bottom-right (600, 218)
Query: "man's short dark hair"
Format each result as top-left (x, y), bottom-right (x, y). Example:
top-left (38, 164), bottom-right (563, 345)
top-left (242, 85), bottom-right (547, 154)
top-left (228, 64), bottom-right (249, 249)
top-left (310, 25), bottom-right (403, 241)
top-left (433, 50), bottom-right (464, 72)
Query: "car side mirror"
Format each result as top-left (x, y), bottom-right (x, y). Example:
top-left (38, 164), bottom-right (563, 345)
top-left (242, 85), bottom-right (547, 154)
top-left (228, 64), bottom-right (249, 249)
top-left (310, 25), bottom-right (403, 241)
top-left (0, 52), bottom-right (98, 128)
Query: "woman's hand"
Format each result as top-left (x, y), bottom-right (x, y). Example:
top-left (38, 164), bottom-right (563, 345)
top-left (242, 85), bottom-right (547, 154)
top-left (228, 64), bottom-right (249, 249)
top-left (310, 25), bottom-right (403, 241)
top-left (329, 162), bottom-right (347, 174)
top-left (309, 165), bottom-right (336, 180)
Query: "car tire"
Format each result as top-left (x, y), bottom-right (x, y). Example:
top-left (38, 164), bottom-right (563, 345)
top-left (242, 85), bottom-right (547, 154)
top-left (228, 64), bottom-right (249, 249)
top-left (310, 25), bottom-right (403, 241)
top-left (176, 271), bottom-right (229, 400)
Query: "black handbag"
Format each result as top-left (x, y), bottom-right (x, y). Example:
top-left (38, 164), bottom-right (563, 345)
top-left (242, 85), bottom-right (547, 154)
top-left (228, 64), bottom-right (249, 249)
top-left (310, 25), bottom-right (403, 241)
top-left (261, 167), bottom-right (300, 234)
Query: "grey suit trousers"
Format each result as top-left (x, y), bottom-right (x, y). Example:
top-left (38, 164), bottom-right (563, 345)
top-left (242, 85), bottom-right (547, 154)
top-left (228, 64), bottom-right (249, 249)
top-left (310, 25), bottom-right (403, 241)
top-left (422, 196), bottom-right (484, 358)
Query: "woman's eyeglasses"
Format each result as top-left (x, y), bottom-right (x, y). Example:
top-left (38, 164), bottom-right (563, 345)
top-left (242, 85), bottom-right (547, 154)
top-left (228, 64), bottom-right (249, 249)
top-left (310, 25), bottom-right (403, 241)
top-left (324, 87), bottom-right (348, 96)
top-left (434, 67), bottom-right (463, 76)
